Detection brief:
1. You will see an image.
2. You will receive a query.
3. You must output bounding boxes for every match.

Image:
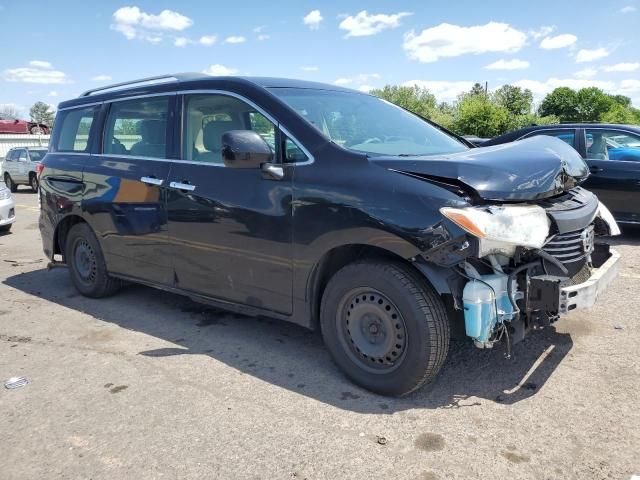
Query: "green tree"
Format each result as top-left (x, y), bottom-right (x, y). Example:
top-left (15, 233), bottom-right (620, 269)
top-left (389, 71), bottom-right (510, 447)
top-left (538, 87), bottom-right (579, 121)
top-left (600, 104), bottom-right (638, 124)
top-left (492, 85), bottom-right (533, 116)
top-left (452, 94), bottom-right (510, 137)
top-left (370, 85), bottom-right (437, 119)
top-left (575, 87), bottom-right (615, 122)
top-left (469, 82), bottom-right (486, 97)
top-left (29, 101), bottom-right (55, 126)
top-left (607, 94), bottom-right (632, 108)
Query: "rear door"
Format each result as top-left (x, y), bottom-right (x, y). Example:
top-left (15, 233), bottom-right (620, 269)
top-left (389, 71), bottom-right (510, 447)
top-left (166, 92), bottom-right (294, 314)
top-left (82, 94), bottom-right (175, 285)
top-left (582, 128), bottom-right (640, 223)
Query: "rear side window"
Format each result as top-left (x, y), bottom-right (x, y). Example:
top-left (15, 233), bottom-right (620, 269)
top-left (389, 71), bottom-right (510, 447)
top-left (54, 107), bottom-right (98, 152)
top-left (526, 129), bottom-right (576, 148)
top-left (103, 97), bottom-right (170, 159)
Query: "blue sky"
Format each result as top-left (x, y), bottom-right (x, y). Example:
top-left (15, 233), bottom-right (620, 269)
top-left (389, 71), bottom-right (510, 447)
top-left (1, 0), bottom-right (639, 117)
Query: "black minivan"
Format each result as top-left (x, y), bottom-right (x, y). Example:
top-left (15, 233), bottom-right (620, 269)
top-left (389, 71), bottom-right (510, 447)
top-left (39, 74), bottom-right (620, 396)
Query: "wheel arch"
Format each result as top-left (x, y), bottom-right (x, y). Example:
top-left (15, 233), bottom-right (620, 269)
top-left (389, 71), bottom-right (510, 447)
top-left (53, 214), bottom-right (88, 259)
top-left (305, 243), bottom-right (456, 331)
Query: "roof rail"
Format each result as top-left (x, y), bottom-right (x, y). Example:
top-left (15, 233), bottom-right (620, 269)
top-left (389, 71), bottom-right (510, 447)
top-left (80, 74), bottom-right (184, 97)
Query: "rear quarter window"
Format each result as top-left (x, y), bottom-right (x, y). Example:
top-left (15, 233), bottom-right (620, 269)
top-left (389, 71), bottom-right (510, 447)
top-left (53, 106), bottom-right (98, 153)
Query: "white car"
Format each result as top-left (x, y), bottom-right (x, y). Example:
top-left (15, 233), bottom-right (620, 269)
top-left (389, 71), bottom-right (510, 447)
top-left (0, 185), bottom-right (15, 232)
top-left (1, 146), bottom-right (47, 192)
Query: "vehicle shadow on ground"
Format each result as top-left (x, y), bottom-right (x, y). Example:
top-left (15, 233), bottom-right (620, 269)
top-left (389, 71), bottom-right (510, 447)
top-left (5, 268), bottom-right (575, 413)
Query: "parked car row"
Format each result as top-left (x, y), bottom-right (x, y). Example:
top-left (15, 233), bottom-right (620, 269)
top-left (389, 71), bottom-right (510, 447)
top-left (482, 123), bottom-right (640, 225)
top-left (0, 113), bottom-right (50, 135)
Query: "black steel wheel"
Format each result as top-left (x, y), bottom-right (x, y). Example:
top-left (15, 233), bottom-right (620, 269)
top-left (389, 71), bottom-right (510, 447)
top-left (320, 260), bottom-right (450, 397)
top-left (66, 223), bottom-right (120, 298)
top-left (337, 288), bottom-right (407, 373)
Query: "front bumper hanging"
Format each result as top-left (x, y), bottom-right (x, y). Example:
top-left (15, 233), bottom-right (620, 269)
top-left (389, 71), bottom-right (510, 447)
top-left (559, 248), bottom-right (620, 314)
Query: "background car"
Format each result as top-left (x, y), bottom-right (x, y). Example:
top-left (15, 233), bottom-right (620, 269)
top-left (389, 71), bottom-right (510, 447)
top-left (0, 185), bottom-right (15, 232)
top-left (0, 113), bottom-right (50, 135)
top-left (483, 123), bottom-right (640, 225)
top-left (1, 146), bottom-right (47, 192)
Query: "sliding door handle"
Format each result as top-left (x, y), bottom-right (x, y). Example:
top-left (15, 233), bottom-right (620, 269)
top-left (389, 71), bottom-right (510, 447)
top-left (141, 176), bottom-right (164, 186)
top-left (169, 181), bottom-right (196, 192)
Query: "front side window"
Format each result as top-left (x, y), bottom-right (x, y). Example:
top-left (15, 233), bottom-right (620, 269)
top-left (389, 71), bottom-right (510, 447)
top-left (183, 94), bottom-right (275, 164)
top-left (54, 107), bottom-right (98, 152)
top-left (104, 97), bottom-right (170, 158)
top-left (586, 129), bottom-right (640, 161)
top-left (269, 88), bottom-right (467, 157)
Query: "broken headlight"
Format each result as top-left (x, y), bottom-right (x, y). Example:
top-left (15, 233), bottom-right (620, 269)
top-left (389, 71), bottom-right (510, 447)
top-left (440, 204), bottom-right (550, 257)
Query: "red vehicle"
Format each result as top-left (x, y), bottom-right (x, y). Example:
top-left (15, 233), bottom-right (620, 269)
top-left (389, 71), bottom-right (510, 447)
top-left (0, 113), bottom-right (49, 134)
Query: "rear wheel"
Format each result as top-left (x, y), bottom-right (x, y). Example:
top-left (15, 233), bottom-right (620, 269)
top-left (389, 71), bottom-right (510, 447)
top-left (320, 260), bottom-right (450, 397)
top-left (29, 173), bottom-right (38, 192)
top-left (4, 173), bottom-right (17, 193)
top-left (65, 223), bottom-right (120, 298)
top-left (29, 125), bottom-right (44, 135)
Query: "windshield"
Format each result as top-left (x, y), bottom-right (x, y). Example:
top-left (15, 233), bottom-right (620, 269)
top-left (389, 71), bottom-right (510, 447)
top-left (269, 88), bottom-right (467, 157)
top-left (28, 150), bottom-right (46, 161)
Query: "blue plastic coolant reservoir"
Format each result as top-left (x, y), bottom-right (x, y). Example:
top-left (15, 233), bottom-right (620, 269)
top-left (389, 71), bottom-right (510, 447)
top-left (463, 273), bottom-right (514, 345)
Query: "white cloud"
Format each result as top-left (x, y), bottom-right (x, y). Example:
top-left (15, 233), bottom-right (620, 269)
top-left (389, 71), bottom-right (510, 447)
top-left (202, 64), bottom-right (238, 76)
top-left (303, 10), bottom-right (323, 30)
top-left (358, 85), bottom-right (375, 93)
top-left (575, 47), bottom-right (609, 63)
top-left (2, 61), bottom-right (69, 84)
top-left (333, 73), bottom-right (380, 86)
top-left (339, 10), bottom-right (412, 37)
top-left (174, 37), bottom-right (190, 47)
top-left (224, 35), bottom-right (246, 44)
top-left (257, 34), bottom-right (270, 41)
top-left (403, 80), bottom-right (475, 102)
top-left (48, 91), bottom-right (58, 97)
top-left (529, 25), bottom-right (555, 40)
top-left (111, 6), bottom-right (192, 42)
top-left (199, 35), bottom-right (217, 46)
top-left (620, 5), bottom-right (637, 12)
top-left (574, 68), bottom-right (598, 78)
top-left (300, 66), bottom-right (319, 72)
top-left (92, 75), bottom-right (112, 81)
top-left (539, 33), bottom-right (577, 49)
top-left (29, 60), bottom-right (52, 69)
top-left (485, 59), bottom-right (530, 70)
top-left (253, 25), bottom-right (266, 33)
top-left (603, 62), bottom-right (639, 72)
top-left (403, 22), bottom-right (527, 63)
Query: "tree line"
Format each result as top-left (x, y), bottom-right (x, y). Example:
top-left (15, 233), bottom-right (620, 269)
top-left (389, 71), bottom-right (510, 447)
top-left (370, 83), bottom-right (640, 138)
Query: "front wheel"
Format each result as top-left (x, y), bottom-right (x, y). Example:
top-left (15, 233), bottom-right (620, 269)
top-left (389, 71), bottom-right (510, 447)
top-left (4, 173), bottom-right (17, 193)
top-left (320, 260), bottom-right (450, 397)
top-left (65, 223), bottom-right (120, 298)
top-left (30, 125), bottom-right (44, 135)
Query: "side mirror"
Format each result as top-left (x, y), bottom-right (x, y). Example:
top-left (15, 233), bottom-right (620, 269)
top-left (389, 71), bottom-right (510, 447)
top-left (221, 130), bottom-right (272, 169)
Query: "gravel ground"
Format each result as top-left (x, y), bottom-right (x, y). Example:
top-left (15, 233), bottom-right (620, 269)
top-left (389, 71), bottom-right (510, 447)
top-left (1, 190), bottom-right (638, 480)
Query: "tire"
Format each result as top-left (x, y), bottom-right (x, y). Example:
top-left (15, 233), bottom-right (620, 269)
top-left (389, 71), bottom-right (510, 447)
top-left (4, 173), bottom-right (17, 193)
top-left (0, 224), bottom-right (11, 233)
top-left (320, 260), bottom-right (450, 397)
top-left (30, 125), bottom-right (44, 135)
top-left (65, 223), bottom-right (120, 298)
top-left (29, 173), bottom-right (38, 192)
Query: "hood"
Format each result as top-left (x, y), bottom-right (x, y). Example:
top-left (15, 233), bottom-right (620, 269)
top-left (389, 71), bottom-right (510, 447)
top-left (372, 136), bottom-right (589, 201)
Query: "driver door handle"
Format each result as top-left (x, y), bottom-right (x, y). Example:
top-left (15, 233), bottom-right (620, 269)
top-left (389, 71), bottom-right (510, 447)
top-left (590, 166), bottom-right (604, 173)
top-left (169, 181), bottom-right (196, 192)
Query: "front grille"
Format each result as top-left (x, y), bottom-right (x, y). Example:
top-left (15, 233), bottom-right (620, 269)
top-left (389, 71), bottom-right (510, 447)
top-left (544, 225), bottom-right (594, 266)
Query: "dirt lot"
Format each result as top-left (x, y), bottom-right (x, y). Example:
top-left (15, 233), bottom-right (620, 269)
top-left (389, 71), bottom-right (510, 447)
top-left (0, 190), bottom-right (639, 479)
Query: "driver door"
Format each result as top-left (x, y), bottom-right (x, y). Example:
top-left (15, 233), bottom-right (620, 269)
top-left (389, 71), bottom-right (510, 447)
top-left (166, 92), bottom-right (294, 314)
